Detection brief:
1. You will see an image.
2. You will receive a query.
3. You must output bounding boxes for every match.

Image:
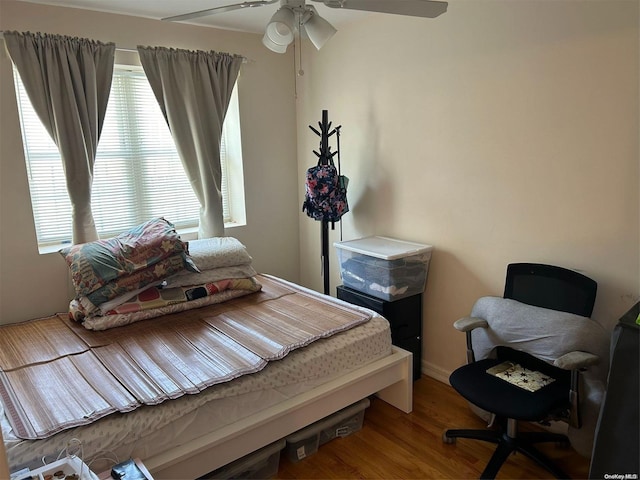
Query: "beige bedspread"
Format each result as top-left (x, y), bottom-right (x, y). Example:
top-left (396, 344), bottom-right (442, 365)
top-left (0, 275), bottom-right (370, 440)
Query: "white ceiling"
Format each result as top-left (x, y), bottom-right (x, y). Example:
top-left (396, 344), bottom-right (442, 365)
top-left (12, 0), bottom-right (371, 34)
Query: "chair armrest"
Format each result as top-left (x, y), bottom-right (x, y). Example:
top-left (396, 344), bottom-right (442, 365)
top-left (454, 317), bottom-right (489, 364)
top-left (453, 316), bottom-right (489, 332)
top-left (553, 351), bottom-right (600, 428)
top-left (553, 351), bottom-right (600, 370)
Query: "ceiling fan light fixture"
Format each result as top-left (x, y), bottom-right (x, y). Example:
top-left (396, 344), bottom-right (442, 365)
top-left (263, 6), bottom-right (296, 53)
top-left (302, 6), bottom-right (337, 50)
top-left (262, 33), bottom-right (289, 53)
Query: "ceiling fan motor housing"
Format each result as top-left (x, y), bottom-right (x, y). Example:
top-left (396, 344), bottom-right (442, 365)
top-left (282, 0), bottom-right (306, 11)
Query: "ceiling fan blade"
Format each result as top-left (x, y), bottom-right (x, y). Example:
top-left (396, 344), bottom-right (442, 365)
top-left (163, 0), bottom-right (279, 22)
top-left (316, 0), bottom-right (448, 18)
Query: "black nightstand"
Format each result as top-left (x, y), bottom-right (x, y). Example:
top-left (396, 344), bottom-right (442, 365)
top-left (337, 285), bottom-right (422, 380)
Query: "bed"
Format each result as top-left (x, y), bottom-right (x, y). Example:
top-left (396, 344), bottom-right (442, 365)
top-left (1, 275), bottom-right (412, 480)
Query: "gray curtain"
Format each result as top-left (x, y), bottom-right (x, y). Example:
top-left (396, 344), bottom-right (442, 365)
top-left (137, 46), bottom-right (243, 239)
top-left (4, 31), bottom-right (115, 244)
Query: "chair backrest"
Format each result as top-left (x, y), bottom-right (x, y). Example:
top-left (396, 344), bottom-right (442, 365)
top-left (503, 263), bottom-right (597, 318)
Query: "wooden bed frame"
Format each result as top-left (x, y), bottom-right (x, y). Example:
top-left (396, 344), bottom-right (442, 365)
top-left (144, 346), bottom-right (413, 479)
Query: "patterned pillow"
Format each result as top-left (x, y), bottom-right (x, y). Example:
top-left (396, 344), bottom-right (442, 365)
top-left (60, 217), bottom-right (198, 296)
top-left (83, 253), bottom-right (196, 307)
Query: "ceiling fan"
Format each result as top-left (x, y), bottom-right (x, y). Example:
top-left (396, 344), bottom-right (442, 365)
top-left (163, 0), bottom-right (448, 53)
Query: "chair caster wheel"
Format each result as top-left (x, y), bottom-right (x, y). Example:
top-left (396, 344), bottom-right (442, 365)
top-left (442, 432), bottom-right (456, 444)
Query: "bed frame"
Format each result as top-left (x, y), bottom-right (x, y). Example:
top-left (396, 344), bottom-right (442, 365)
top-left (144, 346), bottom-right (413, 479)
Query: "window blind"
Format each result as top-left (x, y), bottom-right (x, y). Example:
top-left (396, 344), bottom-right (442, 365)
top-left (14, 66), bottom-right (235, 248)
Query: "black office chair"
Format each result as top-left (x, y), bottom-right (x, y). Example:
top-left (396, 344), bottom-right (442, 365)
top-left (443, 263), bottom-right (599, 479)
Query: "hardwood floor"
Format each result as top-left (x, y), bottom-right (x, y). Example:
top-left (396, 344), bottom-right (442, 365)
top-left (277, 375), bottom-right (591, 479)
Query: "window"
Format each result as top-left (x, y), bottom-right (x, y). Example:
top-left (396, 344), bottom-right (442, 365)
top-left (14, 65), bottom-right (244, 251)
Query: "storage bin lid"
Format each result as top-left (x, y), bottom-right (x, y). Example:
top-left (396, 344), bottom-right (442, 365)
top-left (334, 236), bottom-right (433, 260)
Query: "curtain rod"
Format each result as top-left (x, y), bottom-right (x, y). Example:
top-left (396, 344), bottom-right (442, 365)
top-left (0, 32), bottom-right (251, 63)
top-left (116, 46), bottom-right (138, 53)
top-left (0, 31), bottom-right (122, 51)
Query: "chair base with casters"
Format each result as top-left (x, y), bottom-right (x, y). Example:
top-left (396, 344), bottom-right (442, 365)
top-left (443, 418), bottom-right (570, 480)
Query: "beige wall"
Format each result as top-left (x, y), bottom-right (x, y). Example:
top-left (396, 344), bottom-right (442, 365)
top-left (0, 0), bottom-right (638, 381)
top-left (0, 0), bottom-right (300, 323)
top-left (296, 0), bottom-right (640, 380)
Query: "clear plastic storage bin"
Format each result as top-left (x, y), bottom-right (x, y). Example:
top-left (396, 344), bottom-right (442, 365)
top-left (203, 440), bottom-right (285, 479)
top-left (334, 236), bottom-right (432, 301)
top-left (284, 398), bottom-right (370, 463)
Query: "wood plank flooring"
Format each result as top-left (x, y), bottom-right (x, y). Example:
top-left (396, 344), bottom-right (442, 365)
top-left (277, 375), bottom-right (591, 479)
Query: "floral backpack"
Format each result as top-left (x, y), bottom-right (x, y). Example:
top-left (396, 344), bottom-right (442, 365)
top-left (302, 157), bottom-right (349, 223)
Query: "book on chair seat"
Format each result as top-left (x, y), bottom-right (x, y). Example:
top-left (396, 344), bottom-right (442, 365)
top-left (486, 361), bottom-right (556, 392)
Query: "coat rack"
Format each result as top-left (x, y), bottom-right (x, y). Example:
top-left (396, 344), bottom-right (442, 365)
top-left (308, 110), bottom-right (343, 295)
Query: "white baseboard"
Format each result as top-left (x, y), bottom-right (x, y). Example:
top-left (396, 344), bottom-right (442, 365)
top-left (421, 360), bottom-right (451, 385)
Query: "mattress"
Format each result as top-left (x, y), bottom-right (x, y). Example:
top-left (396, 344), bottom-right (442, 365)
top-left (2, 280), bottom-right (392, 474)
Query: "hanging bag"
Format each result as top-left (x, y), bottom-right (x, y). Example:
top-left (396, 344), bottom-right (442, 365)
top-left (302, 157), bottom-right (349, 223)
